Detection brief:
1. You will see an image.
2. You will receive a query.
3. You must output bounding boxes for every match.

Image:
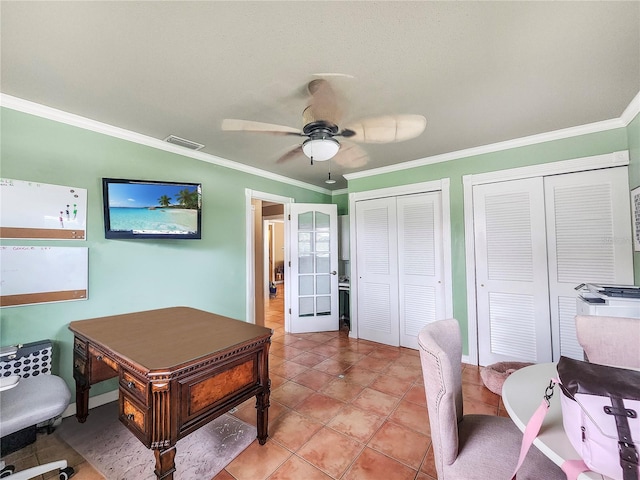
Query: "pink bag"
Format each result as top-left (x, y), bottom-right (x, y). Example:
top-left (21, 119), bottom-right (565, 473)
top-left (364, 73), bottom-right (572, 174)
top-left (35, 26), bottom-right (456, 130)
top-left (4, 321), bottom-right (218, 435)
top-left (512, 357), bottom-right (640, 480)
top-left (557, 357), bottom-right (640, 480)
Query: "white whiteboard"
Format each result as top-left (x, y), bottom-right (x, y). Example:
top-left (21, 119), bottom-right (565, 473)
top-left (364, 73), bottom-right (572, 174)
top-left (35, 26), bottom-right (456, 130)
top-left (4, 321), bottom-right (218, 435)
top-left (0, 178), bottom-right (87, 240)
top-left (0, 246), bottom-right (89, 307)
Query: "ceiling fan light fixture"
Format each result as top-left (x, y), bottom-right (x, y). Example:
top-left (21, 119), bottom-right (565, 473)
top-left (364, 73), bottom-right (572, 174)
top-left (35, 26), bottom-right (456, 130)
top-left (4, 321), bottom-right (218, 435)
top-left (302, 137), bottom-right (340, 162)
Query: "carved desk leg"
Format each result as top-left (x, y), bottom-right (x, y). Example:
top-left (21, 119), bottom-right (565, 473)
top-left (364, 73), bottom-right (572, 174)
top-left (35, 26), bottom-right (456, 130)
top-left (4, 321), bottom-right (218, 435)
top-left (151, 380), bottom-right (175, 479)
top-left (75, 382), bottom-right (90, 423)
top-left (153, 447), bottom-right (176, 480)
top-left (256, 342), bottom-right (271, 445)
top-left (256, 381), bottom-right (270, 445)
top-left (72, 350), bottom-right (90, 423)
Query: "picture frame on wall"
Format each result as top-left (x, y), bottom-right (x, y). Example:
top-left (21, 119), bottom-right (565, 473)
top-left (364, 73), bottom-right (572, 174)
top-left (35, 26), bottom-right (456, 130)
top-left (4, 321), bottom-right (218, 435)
top-left (632, 186), bottom-right (640, 252)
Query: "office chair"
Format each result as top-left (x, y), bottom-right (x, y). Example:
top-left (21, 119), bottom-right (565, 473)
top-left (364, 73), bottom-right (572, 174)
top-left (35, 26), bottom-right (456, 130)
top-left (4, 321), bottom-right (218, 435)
top-left (575, 314), bottom-right (640, 369)
top-left (0, 342), bottom-right (75, 480)
top-left (418, 319), bottom-right (564, 479)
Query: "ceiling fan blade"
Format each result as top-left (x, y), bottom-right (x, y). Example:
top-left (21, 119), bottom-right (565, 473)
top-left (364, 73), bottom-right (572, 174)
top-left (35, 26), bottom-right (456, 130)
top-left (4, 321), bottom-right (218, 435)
top-left (276, 145), bottom-right (304, 164)
top-left (333, 141), bottom-right (369, 168)
top-left (304, 79), bottom-right (342, 125)
top-left (221, 119), bottom-right (303, 136)
top-left (345, 114), bottom-right (426, 143)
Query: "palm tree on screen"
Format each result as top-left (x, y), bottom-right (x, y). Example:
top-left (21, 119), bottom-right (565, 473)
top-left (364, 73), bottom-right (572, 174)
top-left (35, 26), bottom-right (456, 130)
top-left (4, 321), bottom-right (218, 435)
top-left (158, 195), bottom-right (171, 207)
top-left (175, 189), bottom-right (198, 209)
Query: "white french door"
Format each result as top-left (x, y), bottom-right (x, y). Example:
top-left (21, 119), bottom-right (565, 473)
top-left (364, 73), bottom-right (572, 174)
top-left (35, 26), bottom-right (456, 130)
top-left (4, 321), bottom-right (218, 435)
top-left (355, 192), bottom-right (446, 348)
top-left (287, 203), bottom-right (339, 333)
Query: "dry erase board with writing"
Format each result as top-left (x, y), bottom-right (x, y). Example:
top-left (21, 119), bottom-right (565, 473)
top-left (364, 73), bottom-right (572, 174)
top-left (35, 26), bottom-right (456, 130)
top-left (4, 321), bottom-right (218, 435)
top-left (0, 246), bottom-right (88, 307)
top-left (0, 178), bottom-right (87, 240)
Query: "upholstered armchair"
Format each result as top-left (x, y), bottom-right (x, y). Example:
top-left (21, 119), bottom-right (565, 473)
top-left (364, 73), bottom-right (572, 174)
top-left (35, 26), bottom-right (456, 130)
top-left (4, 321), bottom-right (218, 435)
top-left (418, 319), bottom-right (564, 479)
top-left (575, 314), bottom-right (640, 369)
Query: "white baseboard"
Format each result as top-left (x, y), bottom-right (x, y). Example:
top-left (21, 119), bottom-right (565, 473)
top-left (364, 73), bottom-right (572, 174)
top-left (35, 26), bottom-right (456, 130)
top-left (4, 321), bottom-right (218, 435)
top-left (61, 389), bottom-right (119, 419)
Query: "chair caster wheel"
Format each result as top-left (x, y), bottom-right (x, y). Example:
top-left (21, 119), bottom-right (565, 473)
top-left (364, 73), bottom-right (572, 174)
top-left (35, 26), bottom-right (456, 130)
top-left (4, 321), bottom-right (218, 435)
top-left (0, 465), bottom-right (15, 478)
top-left (0, 462), bottom-right (16, 478)
top-left (59, 466), bottom-right (74, 479)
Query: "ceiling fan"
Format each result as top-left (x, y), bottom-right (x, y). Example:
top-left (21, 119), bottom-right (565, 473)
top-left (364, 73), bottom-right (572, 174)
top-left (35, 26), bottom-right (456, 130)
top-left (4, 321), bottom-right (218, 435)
top-left (221, 79), bottom-right (426, 168)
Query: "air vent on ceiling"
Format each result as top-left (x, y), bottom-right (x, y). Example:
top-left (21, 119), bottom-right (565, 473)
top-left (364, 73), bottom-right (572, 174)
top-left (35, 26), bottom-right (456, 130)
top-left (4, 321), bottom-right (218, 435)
top-left (163, 135), bottom-right (204, 151)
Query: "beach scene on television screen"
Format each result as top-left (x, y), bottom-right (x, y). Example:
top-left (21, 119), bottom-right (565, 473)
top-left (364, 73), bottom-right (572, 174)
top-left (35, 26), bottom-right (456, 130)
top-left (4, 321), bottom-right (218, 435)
top-left (107, 182), bottom-right (200, 234)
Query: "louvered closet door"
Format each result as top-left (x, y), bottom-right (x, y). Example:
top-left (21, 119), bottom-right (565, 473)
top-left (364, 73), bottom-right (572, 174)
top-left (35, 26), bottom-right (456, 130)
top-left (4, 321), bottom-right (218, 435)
top-left (355, 197), bottom-right (400, 346)
top-left (397, 192), bottom-right (444, 349)
top-left (545, 167), bottom-right (634, 360)
top-left (474, 178), bottom-right (552, 365)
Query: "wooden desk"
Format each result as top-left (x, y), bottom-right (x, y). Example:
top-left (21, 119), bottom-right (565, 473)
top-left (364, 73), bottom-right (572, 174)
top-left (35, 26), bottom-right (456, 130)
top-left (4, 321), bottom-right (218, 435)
top-left (502, 362), bottom-right (608, 480)
top-left (69, 307), bottom-right (272, 480)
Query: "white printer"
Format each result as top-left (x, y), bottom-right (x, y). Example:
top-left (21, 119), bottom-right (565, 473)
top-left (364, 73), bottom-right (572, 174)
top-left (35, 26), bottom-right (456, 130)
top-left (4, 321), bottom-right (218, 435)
top-left (576, 283), bottom-right (640, 318)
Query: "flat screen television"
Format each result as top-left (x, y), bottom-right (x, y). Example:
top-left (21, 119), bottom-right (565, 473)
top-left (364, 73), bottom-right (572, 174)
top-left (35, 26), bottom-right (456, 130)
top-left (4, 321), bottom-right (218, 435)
top-left (102, 178), bottom-right (202, 239)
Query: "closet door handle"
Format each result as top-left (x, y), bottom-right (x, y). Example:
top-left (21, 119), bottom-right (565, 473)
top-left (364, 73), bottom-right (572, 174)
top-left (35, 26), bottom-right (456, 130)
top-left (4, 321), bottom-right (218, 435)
top-left (331, 271), bottom-right (337, 275)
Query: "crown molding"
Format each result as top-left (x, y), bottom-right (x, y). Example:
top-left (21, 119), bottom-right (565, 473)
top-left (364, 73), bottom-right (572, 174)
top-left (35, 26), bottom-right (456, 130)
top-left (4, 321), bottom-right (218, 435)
top-left (3, 90), bottom-right (637, 191)
top-left (621, 91), bottom-right (640, 125)
top-left (0, 94), bottom-right (333, 196)
top-left (345, 90), bottom-right (639, 181)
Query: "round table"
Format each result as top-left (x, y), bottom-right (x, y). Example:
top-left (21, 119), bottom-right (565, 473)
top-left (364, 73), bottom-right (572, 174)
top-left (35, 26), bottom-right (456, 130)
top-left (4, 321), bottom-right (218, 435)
top-left (501, 362), bottom-right (608, 480)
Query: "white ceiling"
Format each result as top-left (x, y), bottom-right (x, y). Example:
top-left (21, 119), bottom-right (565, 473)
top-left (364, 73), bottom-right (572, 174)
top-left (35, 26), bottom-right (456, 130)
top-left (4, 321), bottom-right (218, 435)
top-left (2, 1), bottom-right (639, 191)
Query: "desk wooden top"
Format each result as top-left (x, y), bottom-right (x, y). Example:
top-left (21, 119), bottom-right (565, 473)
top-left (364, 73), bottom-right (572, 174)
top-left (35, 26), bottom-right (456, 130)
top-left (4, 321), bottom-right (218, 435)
top-left (69, 307), bottom-right (272, 372)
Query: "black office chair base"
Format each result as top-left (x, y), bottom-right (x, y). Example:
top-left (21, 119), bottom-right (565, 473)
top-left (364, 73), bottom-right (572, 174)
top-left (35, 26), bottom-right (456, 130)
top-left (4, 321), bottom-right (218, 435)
top-left (59, 466), bottom-right (75, 480)
top-left (0, 425), bottom-right (36, 457)
top-left (0, 463), bottom-right (74, 479)
top-left (0, 465), bottom-right (15, 478)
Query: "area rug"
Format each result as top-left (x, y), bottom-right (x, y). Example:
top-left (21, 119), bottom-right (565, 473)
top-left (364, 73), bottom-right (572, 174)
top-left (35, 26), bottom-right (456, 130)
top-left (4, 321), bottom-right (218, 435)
top-left (56, 402), bottom-right (256, 480)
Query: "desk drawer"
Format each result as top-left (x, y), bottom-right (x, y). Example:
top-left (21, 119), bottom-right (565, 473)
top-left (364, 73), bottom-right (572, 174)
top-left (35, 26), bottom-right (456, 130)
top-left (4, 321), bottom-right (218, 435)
top-left (120, 392), bottom-right (149, 444)
top-left (120, 369), bottom-right (148, 404)
top-left (180, 356), bottom-right (258, 423)
top-left (88, 345), bottom-right (118, 382)
top-left (73, 337), bottom-right (86, 357)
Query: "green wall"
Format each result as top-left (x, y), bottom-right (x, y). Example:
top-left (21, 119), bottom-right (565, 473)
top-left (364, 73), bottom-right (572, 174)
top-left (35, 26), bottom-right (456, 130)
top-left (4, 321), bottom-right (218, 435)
top-left (0, 107), bottom-right (330, 397)
top-left (627, 114), bottom-right (640, 284)
top-left (331, 192), bottom-right (349, 216)
top-left (348, 123), bottom-right (637, 355)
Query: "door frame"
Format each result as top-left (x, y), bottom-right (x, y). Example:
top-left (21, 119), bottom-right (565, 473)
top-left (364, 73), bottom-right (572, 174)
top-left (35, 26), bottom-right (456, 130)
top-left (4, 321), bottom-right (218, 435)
top-left (348, 179), bottom-right (453, 340)
top-left (245, 189), bottom-right (293, 325)
top-left (462, 150), bottom-right (629, 365)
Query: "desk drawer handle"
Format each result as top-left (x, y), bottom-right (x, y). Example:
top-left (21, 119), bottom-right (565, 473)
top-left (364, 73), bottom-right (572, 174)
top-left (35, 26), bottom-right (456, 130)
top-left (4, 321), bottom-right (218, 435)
top-left (96, 355), bottom-right (103, 361)
top-left (127, 413), bottom-right (135, 421)
top-left (127, 381), bottom-right (135, 389)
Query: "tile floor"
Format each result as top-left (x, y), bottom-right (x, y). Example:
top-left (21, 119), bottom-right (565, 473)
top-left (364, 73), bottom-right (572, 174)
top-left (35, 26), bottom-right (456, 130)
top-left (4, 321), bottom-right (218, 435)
top-left (0, 289), bottom-right (509, 480)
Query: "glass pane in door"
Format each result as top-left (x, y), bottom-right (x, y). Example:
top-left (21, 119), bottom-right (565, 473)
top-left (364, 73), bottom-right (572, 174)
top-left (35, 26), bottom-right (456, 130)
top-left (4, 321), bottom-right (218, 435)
top-left (316, 275), bottom-right (331, 295)
top-left (299, 275), bottom-right (314, 295)
top-left (316, 212), bottom-right (330, 230)
top-left (299, 297), bottom-right (314, 317)
top-left (316, 253), bottom-right (330, 274)
top-left (317, 296), bottom-right (331, 315)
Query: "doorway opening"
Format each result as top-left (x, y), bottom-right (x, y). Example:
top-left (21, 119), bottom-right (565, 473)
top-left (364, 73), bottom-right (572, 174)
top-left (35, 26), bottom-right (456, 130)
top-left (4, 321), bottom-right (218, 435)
top-left (245, 189), bottom-right (292, 328)
top-left (264, 212), bottom-right (285, 330)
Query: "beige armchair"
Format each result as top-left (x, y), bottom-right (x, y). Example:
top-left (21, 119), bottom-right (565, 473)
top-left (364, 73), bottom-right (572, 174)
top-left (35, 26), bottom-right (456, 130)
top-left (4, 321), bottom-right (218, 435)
top-left (575, 314), bottom-right (640, 369)
top-left (418, 319), bottom-right (564, 479)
